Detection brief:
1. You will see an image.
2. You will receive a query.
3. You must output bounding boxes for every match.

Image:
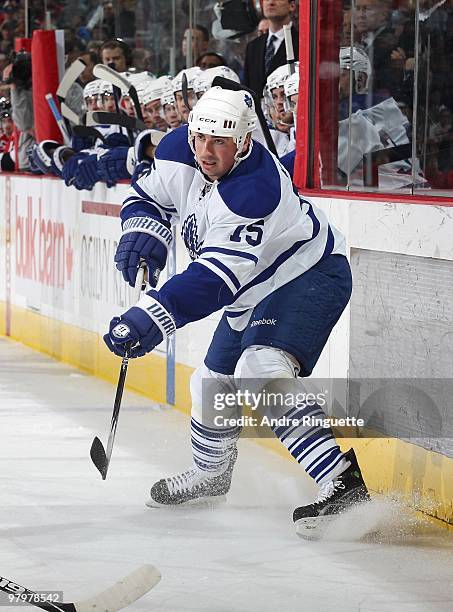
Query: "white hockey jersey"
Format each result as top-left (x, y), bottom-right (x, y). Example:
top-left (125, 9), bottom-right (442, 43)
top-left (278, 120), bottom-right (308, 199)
top-left (121, 125), bottom-right (345, 328)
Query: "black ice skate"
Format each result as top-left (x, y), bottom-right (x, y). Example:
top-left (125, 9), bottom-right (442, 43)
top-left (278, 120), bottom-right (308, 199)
top-left (293, 448), bottom-right (370, 540)
top-left (146, 448), bottom-right (238, 507)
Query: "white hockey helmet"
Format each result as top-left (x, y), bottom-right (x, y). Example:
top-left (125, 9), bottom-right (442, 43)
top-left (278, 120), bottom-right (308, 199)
top-left (339, 46), bottom-right (371, 94)
top-left (172, 66), bottom-right (203, 93)
top-left (160, 86), bottom-right (175, 107)
top-left (188, 86), bottom-right (257, 163)
top-left (283, 70), bottom-right (299, 112)
top-left (98, 80), bottom-right (114, 96)
top-left (141, 76), bottom-right (173, 105)
top-left (136, 78), bottom-right (155, 104)
top-left (284, 70), bottom-right (299, 99)
top-left (265, 64), bottom-right (291, 97)
top-left (193, 66), bottom-right (240, 98)
top-left (83, 79), bottom-right (101, 99)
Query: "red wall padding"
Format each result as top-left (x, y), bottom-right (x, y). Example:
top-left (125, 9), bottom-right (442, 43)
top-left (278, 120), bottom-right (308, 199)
top-left (31, 30), bottom-right (62, 143)
top-left (15, 38), bottom-right (32, 53)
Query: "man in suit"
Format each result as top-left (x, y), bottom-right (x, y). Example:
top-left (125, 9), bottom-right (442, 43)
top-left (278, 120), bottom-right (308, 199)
top-left (243, 0), bottom-right (298, 98)
top-left (354, 0), bottom-right (404, 96)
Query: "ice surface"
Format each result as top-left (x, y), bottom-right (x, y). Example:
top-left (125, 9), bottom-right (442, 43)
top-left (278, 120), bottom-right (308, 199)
top-left (0, 337), bottom-right (452, 611)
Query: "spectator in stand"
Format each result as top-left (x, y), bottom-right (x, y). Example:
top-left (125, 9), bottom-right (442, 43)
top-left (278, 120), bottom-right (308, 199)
top-left (181, 25), bottom-right (209, 67)
top-left (2, 51), bottom-right (34, 171)
top-left (196, 52), bottom-right (227, 70)
top-left (429, 105), bottom-right (453, 172)
top-left (257, 18), bottom-right (270, 36)
top-left (243, 0), bottom-right (298, 98)
top-left (132, 48), bottom-right (153, 72)
top-left (101, 38), bottom-right (132, 72)
top-left (0, 98), bottom-right (14, 153)
top-left (354, 0), bottom-right (405, 96)
top-left (0, 51), bottom-right (9, 76)
top-left (102, 2), bottom-right (116, 40)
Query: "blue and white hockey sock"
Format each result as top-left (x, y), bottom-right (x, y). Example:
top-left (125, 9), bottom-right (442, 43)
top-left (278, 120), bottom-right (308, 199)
top-left (190, 417), bottom-right (240, 475)
top-left (271, 403), bottom-right (350, 485)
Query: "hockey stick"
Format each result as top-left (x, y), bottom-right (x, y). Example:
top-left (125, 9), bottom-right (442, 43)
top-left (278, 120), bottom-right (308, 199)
top-left (45, 93), bottom-right (72, 145)
top-left (56, 59), bottom-right (86, 100)
top-left (181, 72), bottom-right (192, 113)
top-left (56, 59), bottom-right (86, 138)
top-left (283, 24), bottom-right (296, 76)
top-left (0, 565), bottom-right (160, 612)
top-left (90, 264), bottom-right (146, 479)
top-left (107, 62), bottom-right (134, 146)
top-left (211, 76), bottom-right (278, 156)
top-left (93, 64), bottom-right (144, 121)
top-left (86, 110), bottom-right (147, 132)
top-left (72, 125), bottom-right (106, 144)
top-left (61, 102), bottom-right (81, 126)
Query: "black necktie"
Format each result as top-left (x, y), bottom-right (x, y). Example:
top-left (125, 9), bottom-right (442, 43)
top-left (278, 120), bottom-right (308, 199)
top-left (264, 34), bottom-right (277, 73)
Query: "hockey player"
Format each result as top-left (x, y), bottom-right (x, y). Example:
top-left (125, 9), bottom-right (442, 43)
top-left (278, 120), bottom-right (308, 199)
top-left (261, 65), bottom-right (295, 157)
top-left (338, 46), bottom-right (426, 189)
top-left (104, 86), bottom-right (369, 538)
top-left (83, 80), bottom-right (102, 112)
top-left (264, 64), bottom-right (295, 135)
top-left (192, 65), bottom-right (240, 100)
top-left (172, 66), bottom-right (203, 123)
top-left (160, 87), bottom-right (182, 130)
top-left (140, 77), bottom-right (172, 132)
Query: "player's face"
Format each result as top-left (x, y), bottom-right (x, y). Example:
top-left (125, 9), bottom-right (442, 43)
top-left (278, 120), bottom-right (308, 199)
top-left (123, 96), bottom-right (136, 117)
top-left (175, 91), bottom-right (196, 122)
top-left (271, 87), bottom-right (294, 129)
top-left (194, 133), bottom-right (244, 181)
top-left (101, 93), bottom-right (116, 112)
top-left (271, 86), bottom-right (286, 113)
top-left (85, 95), bottom-right (100, 111)
top-left (164, 103), bottom-right (181, 129)
top-left (288, 92), bottom-right (298, 115)
top-left (143, 99), bottom-right (167, 131)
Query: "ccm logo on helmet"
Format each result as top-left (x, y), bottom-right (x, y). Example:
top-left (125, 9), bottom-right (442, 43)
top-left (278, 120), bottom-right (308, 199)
top-left (198, 117), bottom-right (217, 123)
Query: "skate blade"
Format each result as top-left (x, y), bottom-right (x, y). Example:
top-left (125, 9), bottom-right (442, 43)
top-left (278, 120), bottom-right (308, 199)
top-left (295, 515), bottom-right (335, 541)
top-left (145, 494), bottom-right (227, 509)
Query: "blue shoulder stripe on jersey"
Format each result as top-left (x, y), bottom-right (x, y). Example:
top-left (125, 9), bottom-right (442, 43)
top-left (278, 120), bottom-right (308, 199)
top-left (202, 257), bottom-right (241, 291)
top-left (154, 124), bottom-right (196, 168)
top-left (322, 225), bottom-right (335, 259)
top-left (234, 203), bottom-right (324, 299)
top-left (217, 141), bottom-right (281, 219)
top-left (121, 201), bottom-right (164, 222)
top-left (123, 195), bottom-right (178, 212)
top-left (200, 246), bottom-right (258, 265)
top-left (280, 149), bottom-right (295, 180)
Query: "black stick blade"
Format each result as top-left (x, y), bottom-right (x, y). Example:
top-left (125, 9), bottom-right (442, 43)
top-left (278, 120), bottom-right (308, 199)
top-left (90, 436), bottom-right (108, 480)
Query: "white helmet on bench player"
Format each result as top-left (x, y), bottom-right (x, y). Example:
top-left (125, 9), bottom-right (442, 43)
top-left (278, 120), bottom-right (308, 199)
top-left (193, 66), bottom-right (240, 99)
top-left (339, 46), bottom-right (371, 94)
top-left (188, 86), bottom-right (257, 163)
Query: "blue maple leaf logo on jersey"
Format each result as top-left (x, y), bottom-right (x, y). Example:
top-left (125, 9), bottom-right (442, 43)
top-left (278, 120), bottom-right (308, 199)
top-left (244, 93), bottom-right (253, 108)
top-left (181, 213), bottom-right (203, 260)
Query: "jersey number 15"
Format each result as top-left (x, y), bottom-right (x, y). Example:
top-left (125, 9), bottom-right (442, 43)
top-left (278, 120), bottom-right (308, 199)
top-left (229, 220), bottom-right (264, 246)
